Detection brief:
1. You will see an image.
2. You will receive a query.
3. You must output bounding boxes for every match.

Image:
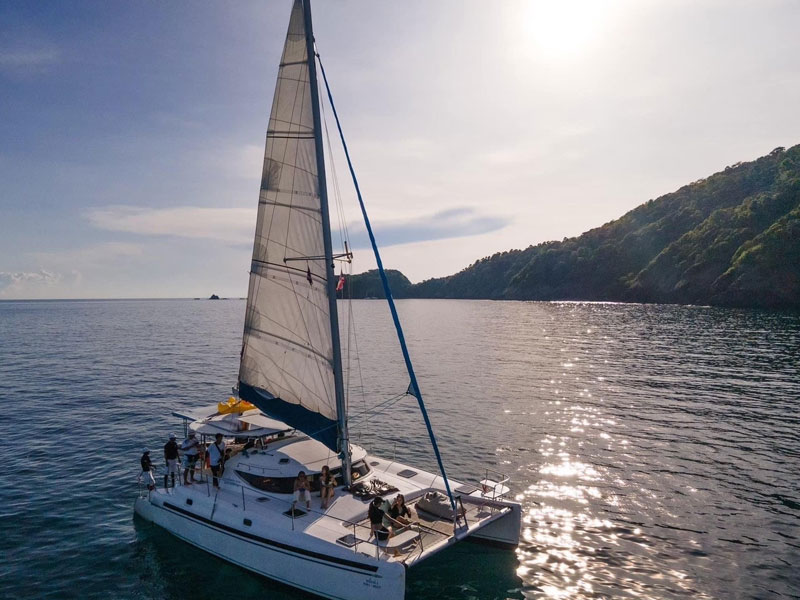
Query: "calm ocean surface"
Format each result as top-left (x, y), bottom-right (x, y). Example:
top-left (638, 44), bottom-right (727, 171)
top-left (1, 298), bottom-right (798, 600)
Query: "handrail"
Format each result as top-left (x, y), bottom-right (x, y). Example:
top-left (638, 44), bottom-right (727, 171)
top-left (137, 466), bottom-right (461, 562)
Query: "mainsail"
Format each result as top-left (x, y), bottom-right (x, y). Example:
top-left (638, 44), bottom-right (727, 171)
top-left (238, 0), bottom-right (341, 451)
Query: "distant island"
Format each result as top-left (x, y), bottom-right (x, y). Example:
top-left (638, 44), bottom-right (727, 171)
top-left (209, 294), bottom-right (220, 300)
top-left (341, 144), bottom-right (800, 309)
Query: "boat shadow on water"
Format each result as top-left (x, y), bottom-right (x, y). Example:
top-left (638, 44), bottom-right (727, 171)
top-left (133, 515), bottom-right (523, 600)
top-left (405, 541), bottom-right (524, 600)
top-left (133, 514), bottom-right (312, 600)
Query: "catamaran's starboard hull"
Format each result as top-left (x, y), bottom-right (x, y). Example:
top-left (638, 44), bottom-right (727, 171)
top-left (467, 501), bottom-right (522, 549)
top-left (134, 496), bottom-right (406, 600)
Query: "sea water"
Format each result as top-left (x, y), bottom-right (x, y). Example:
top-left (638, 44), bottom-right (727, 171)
top-left (0, 299), bottom-right (798, 599)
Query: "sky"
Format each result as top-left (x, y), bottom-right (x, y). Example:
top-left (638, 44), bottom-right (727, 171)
top-left (1, 0), bottom-right (799, 299)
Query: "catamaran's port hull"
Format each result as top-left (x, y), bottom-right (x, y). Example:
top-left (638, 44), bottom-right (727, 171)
top-left (134, 496), bottom-right (406, 600)
top-left (401, 498), bottom-right (522, 567)
top-left (467, 501), bottom-right (522, 549)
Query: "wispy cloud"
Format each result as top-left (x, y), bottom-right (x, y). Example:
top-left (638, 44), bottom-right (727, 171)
top-left (87, 206), bottom-right (255, 241)
top-left (0, 47), bottom-right (60, 73)
top-left (86, 204), bottom-right (507, 249)
top-left (345, 207), bottom-right (510, 248)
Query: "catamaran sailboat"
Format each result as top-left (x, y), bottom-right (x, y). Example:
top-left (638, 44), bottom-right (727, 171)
top-left (133, 1), bottom-right (521, 598)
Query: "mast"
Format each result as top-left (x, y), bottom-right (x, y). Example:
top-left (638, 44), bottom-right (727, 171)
top-left (302, 0), bottom-right (352, 487)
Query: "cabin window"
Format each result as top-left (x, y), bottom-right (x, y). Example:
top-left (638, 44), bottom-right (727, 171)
top-left (235, 460), bottom-right (370, 493)
top-left (235, 471), bottom-right (296, 494)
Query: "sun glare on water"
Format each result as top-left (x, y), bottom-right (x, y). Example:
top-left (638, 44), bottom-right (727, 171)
top-left (520, 0), bottom-right (614, 60)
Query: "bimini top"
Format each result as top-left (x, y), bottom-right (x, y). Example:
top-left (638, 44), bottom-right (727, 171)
top-left (172, 404), bottom-right (293, 438)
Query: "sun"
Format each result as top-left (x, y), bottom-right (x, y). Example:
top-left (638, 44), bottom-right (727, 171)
top-left (520, 0), bottom-right (611, 60)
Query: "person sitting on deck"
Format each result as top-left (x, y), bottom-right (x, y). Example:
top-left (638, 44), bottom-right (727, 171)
top-left (319, 465), bottom-right (336, 509)
top-left (387, 493), bottom-right (413, 534)
top-left (293, 471), bottom-right (311, 510)
top-left (368, 496), bottom-right (391, 541)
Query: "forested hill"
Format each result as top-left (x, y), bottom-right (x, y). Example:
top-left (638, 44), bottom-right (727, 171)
top-left (348, 145), bottom-right (800, 309)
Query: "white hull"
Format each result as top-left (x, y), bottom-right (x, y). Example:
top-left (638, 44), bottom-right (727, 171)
top-left (134, 445), bottom-right (520, 600)
top-left (134, 493), bottom-right (405, 600)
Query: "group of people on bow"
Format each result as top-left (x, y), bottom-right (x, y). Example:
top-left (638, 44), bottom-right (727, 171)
top-left (140, 431), bottom-right (228, 492)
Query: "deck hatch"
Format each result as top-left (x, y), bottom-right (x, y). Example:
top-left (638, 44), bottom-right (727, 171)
top-left (336, 534), bottom-right (365, 548)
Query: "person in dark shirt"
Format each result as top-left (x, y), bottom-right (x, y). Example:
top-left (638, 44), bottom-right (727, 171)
top-left (163, 434), bottom-right (180, 489)
top-left (387, 494), bottom-right (413, 534)
top-left (368, 496), bottom-right (390, 541)
top-left (140, 448), bottom-right (155, 491)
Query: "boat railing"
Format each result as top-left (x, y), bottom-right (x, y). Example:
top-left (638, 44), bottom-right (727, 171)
top-left (188, 472), bottom-right (413, 559)
top-left (213, 473), bottom-right (454, 561)
top-left (481, 467), bottom-right (510, 500)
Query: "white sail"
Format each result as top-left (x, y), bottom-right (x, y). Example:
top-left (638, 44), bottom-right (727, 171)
top-left (238, 0), bottom-right (338, 446)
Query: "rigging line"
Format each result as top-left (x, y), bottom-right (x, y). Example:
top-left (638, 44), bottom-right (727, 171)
top-left (319, 79), bottom-right (349, 254)
top-left (317, 53), bottom-right (457, 511)
top-left (316, 47), bottom-right (351, 258)
top-left (350, 298), bottom-right (369, 444)
top-left (348, 391), bottom-right (409, 423)
top-left (317, 49), bottom-right (355, 448)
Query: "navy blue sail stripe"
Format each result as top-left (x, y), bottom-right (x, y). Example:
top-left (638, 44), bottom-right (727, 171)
top-left (239, 381), bottom-right (338, 451)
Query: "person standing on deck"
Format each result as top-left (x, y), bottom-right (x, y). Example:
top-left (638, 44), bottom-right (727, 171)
top-left (208, 433), bottom-right (226, 489)
top-left (140, 448), bottom-right (155, 492)
top-left (163, 433), bottom-right (180, 489)
top-left (180, 431), bottom-right (200, 484)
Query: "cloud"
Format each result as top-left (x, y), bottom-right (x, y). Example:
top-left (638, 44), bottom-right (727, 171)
top-left (0, 47), bottom-right (60, 72)
top-left (86, 204), bottom-right (507, 249)
top-left (345, 206), bottom-right (510, 248)
top-left (87, 206), bottom-right (255, 242)
top-left (0, 269), bottom-right (63, 297)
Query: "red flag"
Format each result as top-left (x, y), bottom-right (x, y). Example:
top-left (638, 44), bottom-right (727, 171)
top-left (336, 274), bottom-right (345, 292)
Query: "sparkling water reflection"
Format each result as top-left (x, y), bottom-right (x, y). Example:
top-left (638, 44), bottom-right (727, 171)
top-left (1, 299), bottom-right (798, 599)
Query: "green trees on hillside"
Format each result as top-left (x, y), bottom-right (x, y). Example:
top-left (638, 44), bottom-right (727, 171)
top-left (347, 144), bottom-right (800, 309)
